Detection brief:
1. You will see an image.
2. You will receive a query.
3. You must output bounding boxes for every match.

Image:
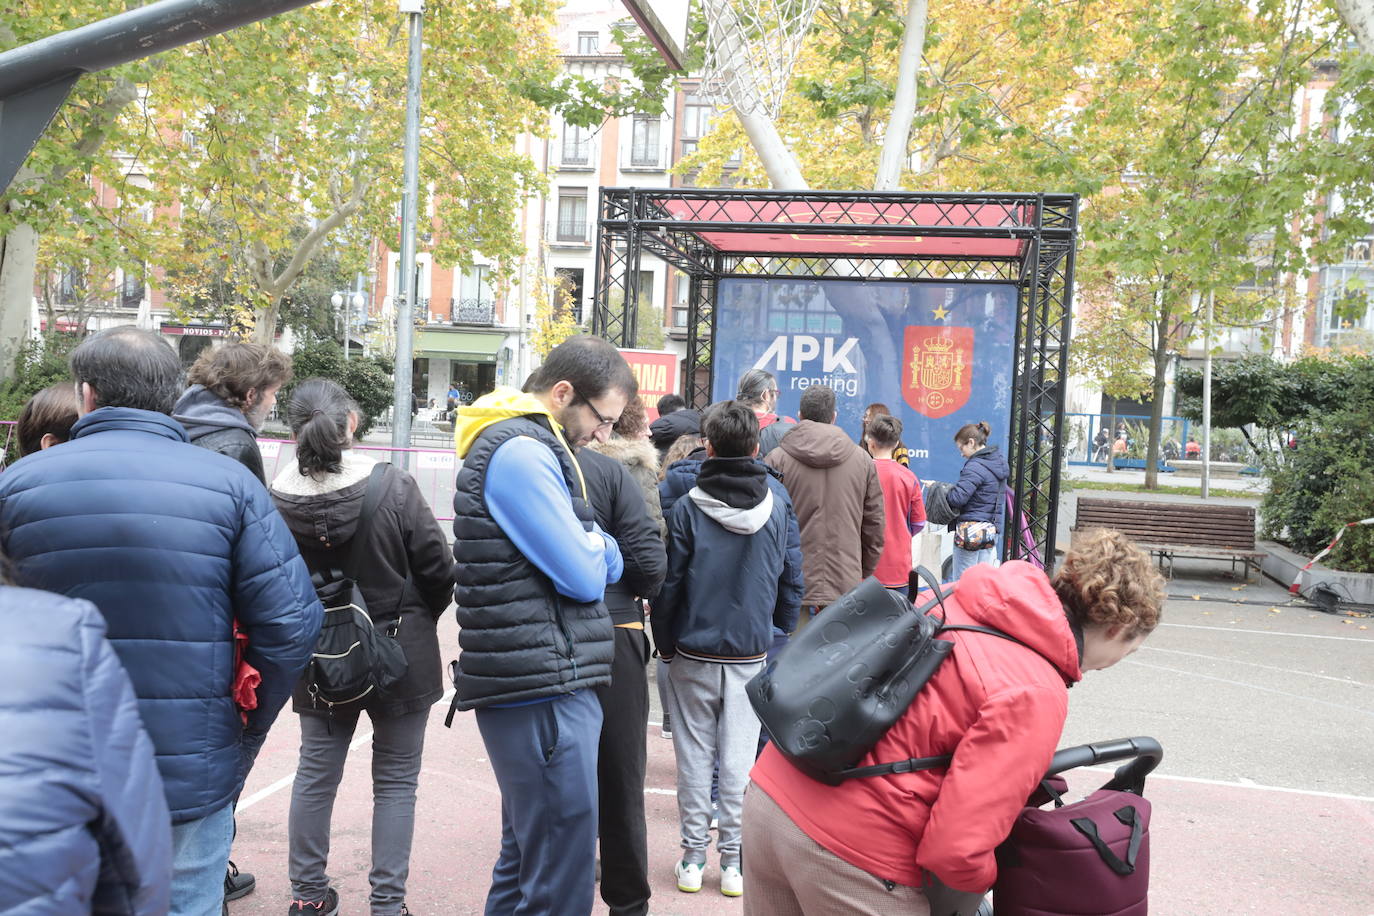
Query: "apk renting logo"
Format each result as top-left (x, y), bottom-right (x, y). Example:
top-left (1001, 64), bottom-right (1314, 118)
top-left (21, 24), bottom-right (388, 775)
top-left (750, 335), bottom-right (861, 398)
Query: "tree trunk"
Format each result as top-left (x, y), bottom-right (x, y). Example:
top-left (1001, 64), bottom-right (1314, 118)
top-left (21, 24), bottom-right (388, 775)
top-left (250, 297), bottom-right (283, 344)
top-left (1144, 343), bottom-right (1170, 490)
top-left (1334, 0), bottom-right (1374, 52)
top-left (736, 108), bottom-right (808, 188)
top-left (0, 220), bottom-right (38, 380)
top-left (874, 0), bottom-right (929, 190)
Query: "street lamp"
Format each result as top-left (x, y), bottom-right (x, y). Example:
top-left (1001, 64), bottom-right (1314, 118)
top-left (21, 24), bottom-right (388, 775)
top-left (331, 290), bottom-right (367, 360)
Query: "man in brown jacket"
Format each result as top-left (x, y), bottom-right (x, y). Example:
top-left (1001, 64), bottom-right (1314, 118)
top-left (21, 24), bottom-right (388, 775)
top-left (766, 385), bottom-right (885, 618)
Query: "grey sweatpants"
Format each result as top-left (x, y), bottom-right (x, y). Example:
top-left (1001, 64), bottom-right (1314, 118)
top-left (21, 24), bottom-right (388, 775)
top-left (665, 656), bottom-right (763, 869)
top-left (288, 708), bottom-right (429, 915)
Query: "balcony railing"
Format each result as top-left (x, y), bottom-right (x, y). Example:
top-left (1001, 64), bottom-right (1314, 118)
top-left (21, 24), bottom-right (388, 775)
top-left (555, 219), bottom-right (589, 243)
top-left (629, 145), bottom-right (660, 168)
top-left (561, 142), bottom-right (591, 167)
top-left (451, 298), bottom-right (495, 326)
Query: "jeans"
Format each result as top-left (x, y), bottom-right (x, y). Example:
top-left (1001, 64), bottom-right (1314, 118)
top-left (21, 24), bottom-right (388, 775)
top-left (596, 628), bottom-right (652, 916)
top-left (952, 546), bottom-right (997, 581)
top-left (476, 690), bottom-right (603, 916)
top-left (170, 802), bottom-right (235, 916)
top-left (288, 708), bottom-right (429, 915)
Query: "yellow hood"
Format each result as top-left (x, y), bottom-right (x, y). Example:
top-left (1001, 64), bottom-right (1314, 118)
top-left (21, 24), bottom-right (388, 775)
top-left (453, 387), bottom-right (587, 496)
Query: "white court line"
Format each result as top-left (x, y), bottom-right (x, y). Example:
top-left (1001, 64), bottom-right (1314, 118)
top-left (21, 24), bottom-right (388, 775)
top-left (1077, 767), bottom-right (1374, 804)
top-left (1122, 659), bottom-right (1374, 719)
top-left (238, 687), bottom-right (455, 813)
top-left (1140, 645), bottom-right (1372, 687)
top-left (1161, 622), bottom-right (1373, 643)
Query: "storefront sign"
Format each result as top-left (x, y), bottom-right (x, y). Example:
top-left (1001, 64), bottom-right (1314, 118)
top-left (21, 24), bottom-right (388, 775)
top-left (159, 323), bottom-right (282, 339)
top-left (619, 348), bottom-right (680, 420)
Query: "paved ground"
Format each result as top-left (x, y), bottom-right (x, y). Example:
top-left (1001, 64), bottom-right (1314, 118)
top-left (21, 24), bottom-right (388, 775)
top-left (229, 553), bottom-right (1373, 916)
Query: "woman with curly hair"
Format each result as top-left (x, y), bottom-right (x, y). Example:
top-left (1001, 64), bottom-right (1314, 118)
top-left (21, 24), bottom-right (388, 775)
top-left (743, 529), bottom-right (1165, 913)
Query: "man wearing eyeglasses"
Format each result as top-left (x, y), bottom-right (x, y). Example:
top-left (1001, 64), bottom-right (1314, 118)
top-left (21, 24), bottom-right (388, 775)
top-left (449, 335), bottom-right (637, 916)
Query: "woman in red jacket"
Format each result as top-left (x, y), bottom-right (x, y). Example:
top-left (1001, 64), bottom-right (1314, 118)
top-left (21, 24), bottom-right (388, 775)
top-left (743, 528), bottom-right (1165, 914)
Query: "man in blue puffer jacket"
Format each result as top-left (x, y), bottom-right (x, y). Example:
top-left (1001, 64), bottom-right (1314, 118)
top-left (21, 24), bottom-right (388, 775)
top-left (0, 585), bottom-right (171, 915)
top-left (0, 327), bottom-right (323, 916)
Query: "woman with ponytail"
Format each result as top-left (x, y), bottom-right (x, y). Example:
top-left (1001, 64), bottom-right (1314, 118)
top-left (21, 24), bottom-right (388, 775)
top-left (270, 379), bottom-right (455, 916)
top-left (946, 420), bottom-right (1009, 581)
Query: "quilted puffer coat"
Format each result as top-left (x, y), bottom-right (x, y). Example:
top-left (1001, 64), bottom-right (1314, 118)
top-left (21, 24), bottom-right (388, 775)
top-left (0, 586), bottom-right (171, 915)
top-left (0, 407), bottom-right (323, 822)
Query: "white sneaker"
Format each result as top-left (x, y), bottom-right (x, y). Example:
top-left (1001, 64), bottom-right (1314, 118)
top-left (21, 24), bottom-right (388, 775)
top-left (675, 860), bottom-right (705, 893)
top-left (721, 865), bottom-right (743, 897)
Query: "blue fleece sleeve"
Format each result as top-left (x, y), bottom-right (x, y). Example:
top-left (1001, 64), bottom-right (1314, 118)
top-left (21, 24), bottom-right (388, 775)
top-left (485, 436), bottom-right (620, 603)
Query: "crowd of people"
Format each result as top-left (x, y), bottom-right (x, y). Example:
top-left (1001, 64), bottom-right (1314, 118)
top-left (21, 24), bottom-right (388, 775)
top-left (0, 329), bottom-right (1166, 916)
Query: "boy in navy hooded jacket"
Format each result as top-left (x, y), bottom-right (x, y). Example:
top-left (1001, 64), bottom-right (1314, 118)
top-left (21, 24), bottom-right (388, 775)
top-left (653, 400), bottom-right (803, 900)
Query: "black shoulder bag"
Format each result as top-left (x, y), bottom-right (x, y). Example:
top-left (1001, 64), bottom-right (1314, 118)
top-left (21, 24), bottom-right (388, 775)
top-left (303, 463), bottom-right (409, 710)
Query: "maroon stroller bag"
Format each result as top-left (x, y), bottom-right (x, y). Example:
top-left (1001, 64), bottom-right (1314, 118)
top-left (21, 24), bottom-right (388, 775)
top-left (991, 737), bottom-right (1160, 916)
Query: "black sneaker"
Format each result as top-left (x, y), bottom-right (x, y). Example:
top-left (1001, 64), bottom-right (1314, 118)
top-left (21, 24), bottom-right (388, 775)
top-left (224, 861), bottom-right (255, 901)
top-left (288, 888), bottom-right (340, 916)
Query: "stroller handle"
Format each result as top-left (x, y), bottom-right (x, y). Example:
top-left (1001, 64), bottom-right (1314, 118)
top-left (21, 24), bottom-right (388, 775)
top-left (1044, 736), bottom-right (1163, 796)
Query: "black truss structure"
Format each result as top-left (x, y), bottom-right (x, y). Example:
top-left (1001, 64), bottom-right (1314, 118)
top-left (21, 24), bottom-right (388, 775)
top-left (593, 187), bottom-right (1078, 567)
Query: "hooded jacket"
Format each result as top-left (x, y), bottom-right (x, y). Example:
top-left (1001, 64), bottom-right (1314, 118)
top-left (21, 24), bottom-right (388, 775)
top-left (589, 435), bottom-right (665, 538)
top-left (750, 561), bottom-right (1082, 893)
top-left (0, 587), bottom-right (171, 916)
top-left (450, 388), bottom-right (621, 709)
top-left (648, 408), bottom-right (702, 462)
top-left (172, 384), bottom-right (265, 484)
top-left (765, 420), bottom-right (886, 607)
top-left (0, 408), bottom-right (322, 822)
top-left (271, 453), bottom-right (456, 717)
top-left (946, 445), bottom-right (1010, 532)
top-left (658, 449), bottom-right (805, 631)
top-left (653, 457), bottom-right (803, 662)
top-left (576, 445), bottom-right (666, 625)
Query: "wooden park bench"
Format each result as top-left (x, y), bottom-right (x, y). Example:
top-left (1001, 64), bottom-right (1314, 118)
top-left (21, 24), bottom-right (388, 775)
top-left (1072, 497), bottom-right (1264, 580)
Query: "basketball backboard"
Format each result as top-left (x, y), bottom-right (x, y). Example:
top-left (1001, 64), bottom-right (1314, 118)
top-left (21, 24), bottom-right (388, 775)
top-left (620, 0), bottom-right (690, 71)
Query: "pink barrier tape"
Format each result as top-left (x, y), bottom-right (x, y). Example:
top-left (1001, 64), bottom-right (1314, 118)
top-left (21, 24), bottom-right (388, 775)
top-left (259, 438), bottom-right (457, 525)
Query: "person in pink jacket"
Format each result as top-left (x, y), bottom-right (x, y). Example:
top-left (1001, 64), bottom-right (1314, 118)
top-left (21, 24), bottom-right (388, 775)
top-left (744, 528), bottom-right (1166, 914)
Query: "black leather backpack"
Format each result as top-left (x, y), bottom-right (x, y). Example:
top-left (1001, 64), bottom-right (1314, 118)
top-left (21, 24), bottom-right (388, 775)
top-left (746, 570), bottom-right (1027, 786)
top-left (303, 464), bottom-right (408, 710)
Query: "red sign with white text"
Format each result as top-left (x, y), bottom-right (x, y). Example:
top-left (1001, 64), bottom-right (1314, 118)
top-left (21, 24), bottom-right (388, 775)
top-left (619, 348), bottom-right (680, 420)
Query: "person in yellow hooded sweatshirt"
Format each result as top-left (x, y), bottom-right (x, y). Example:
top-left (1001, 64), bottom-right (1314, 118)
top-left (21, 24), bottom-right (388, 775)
top-left (448, 335), bottom-right (635, 916)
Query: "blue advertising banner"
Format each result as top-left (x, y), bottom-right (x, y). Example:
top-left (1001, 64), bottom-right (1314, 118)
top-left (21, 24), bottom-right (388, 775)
top-left (711, 278), bottom-right (1018, 484)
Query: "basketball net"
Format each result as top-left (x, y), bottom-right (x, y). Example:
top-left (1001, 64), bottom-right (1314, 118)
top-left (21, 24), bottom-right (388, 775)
top-left (699, 0), bottom-right (822, 118)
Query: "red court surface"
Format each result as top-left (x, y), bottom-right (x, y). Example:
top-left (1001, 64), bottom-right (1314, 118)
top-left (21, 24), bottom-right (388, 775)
top-left (231, 593), bottom-right (1374, 916)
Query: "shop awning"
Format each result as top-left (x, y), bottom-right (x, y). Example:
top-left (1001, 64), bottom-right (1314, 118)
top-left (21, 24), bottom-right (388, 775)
top-left (416, 328), bottom-right (505, 363)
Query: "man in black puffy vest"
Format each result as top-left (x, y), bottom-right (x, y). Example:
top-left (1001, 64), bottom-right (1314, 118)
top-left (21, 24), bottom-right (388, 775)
top-left (450, 335), bottom-right (635, 915)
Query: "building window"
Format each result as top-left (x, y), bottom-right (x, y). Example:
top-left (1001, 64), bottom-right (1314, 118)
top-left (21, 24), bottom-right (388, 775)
top-left (57, 266), bottom-right (84, 305)
top-left (561, 122), bottom-right (591, 166)
top-left (555, 267), bottom-right (584, 320)
top-left (121, 269), bottom-right (144, 308)
top-left (680, 91), bottom-right (715, 161)
top-left (630, 114), bottom-right (661, 168)
top-left (577, 31), bottom-right (599, 54)
top-left (637, 270), bottom-right (655, 306)
top-left (557, 190), bottom-right (588, 243)
top-left (452, 264), bottom-right (495, 324)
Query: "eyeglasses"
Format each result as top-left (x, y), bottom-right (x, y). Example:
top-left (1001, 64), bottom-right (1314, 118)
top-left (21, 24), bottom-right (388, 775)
top-left (571, 385), bottom-right (616, 430)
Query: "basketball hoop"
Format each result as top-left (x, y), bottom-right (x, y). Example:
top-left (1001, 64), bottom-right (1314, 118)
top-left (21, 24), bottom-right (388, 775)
top-left (699, 0), bottom-right (822, 118)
